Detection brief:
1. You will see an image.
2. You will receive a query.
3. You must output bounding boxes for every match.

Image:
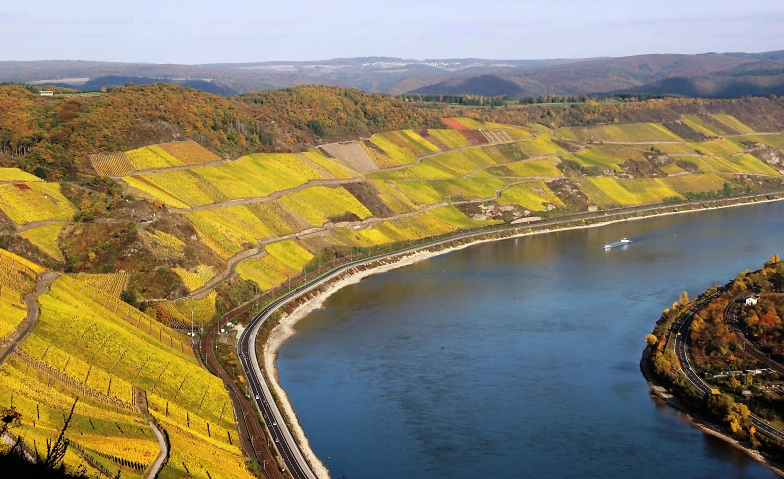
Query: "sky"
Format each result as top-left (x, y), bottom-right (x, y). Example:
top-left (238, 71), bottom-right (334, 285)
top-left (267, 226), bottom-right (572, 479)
top-left (1, 0), bottom-right (783, 64)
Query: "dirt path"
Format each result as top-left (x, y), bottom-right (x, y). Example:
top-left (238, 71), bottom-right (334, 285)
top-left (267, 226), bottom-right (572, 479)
top-left (110, 157), bottom-right (234, 178)
top-left (183, 181), bottom-right (531, 301)
top-left (135, 389), bottom-right (169, 479)
top-left (0, 271), bottom-right (57, 365)
top-left (168, 178), bottom-right (367, 213)
top-left (370, 134), bottom-right (534, 174)
top-left (14, 220), bottom-right (68, 233)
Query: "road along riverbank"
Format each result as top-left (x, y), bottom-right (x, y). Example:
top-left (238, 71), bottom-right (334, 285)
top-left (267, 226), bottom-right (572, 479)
top-left (253, 193), bottom-right (784, 478)
top-left (641, 344), bottom-right (784, 477)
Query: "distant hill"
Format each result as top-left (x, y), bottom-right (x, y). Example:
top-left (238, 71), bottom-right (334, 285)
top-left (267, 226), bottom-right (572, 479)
top-left (407, 52), bottom-right (784, 98)
top-left (6, 52), bottom-right (784, 98)
top-left (50, 75), bottom-right (239, 96)
top-left (409, 74), bottom-right (524, 96)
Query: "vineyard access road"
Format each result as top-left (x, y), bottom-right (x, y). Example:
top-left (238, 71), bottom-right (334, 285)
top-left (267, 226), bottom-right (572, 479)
top-left (0, 271), bottom-right (57, 366)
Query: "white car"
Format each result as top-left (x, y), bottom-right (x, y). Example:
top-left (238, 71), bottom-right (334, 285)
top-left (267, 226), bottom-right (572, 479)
top-left (255, 395), bottom-right (260, 400)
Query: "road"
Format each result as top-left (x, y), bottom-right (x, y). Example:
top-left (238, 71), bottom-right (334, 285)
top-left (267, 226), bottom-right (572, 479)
top-left (235, 226), bottom-right (515, 478)
top-left (231, 192), bottom-right (784, 476)
top-left (0, 271), bottom-right (57, 365)
top-left (724, 293), bottom-right (784, 375)
top-left (672, 291), bottom-right (784, 442)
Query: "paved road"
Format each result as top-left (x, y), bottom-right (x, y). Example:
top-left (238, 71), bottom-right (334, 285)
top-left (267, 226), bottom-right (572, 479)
top-left (236, 230), bottom-right (503, 478)
top-left (230, 193), bottom-right (784, 476)
top-left (673, 291), bottom-right (784, 442)
top-left (0, 271), bottom-right (57, 365)
top-left (724, 293), bottom-right (784, 375)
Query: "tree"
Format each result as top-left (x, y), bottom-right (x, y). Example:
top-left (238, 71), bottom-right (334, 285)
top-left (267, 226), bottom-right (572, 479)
top-left (679, 291), bottom-right (689, 306)
top-left (307, 119), bottom-right (326, 138)
top-left (728, 376), bottom-right (741, 389)
top-left (645, 334), bottom-right (658, 346)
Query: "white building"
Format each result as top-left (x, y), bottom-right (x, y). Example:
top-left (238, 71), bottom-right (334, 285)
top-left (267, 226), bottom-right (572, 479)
top-left (745, 296), bottom-right (758, 306)
top-left (39, 91), bottom-right (54, 96)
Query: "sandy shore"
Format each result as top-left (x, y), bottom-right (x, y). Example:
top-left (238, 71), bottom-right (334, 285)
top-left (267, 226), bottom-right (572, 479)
top-left (262, 194), bottom-right (784, 479)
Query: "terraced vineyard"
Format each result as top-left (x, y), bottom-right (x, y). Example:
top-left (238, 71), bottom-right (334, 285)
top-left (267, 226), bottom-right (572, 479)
top-left (157, 141), bottom-right (222, 165)
top-left (72, 272), bottom-right (130, 297)
top-left (236, 240), bottom-right (314, 290)
top-left (1, 109), bottom-right (784, 478)
top-left (0, 167), bottom-right (44, 183)
top-left (173, 265), bottom-right (215, 292)
top-left (126, 145), bottom-right (186, 171)
top-left (124, 153), bottom-right (326, 208)
top-left (565, 123), bottom-right (683, 143)
top-left (138, 229), bottom-right (188, 260)
top-left (0, 248), bottom-right (35, 342)
top-left (4, 274), bottom-right (249, 478)
top-left (0, 182), bottom-right (75, 225)
top-left (90, 152), bottom-right (136, 177)
top-left (19, 222), bottom-right (65, 260)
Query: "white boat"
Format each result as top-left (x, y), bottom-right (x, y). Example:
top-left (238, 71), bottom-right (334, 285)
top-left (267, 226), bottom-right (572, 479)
top-left (604, 238), bottom-right (631, 249)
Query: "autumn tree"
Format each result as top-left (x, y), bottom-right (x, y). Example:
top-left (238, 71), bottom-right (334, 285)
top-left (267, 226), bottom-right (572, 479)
top-left (679, 291), bottom-right (689, 306)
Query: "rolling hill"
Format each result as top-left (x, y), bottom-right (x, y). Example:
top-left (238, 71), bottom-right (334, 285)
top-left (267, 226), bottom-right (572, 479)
top-left (2, 83), bottom-right (784, 477)
top-left (411, 52), bottom-right (784, 98)
top-left (8, 51), bottom-right (784, 98)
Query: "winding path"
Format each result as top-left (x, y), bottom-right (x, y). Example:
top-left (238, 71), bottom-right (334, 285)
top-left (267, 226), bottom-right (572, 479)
top-left (0, 271), bottom-right (57, 365)
top-left (672, 291), bottom-right (784, 442)
top-left (725, 293), bottom-right (784, 374)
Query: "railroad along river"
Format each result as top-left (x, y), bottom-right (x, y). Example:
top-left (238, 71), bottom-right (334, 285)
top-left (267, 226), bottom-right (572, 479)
top-left (277, 201), bottom-right (784, 479)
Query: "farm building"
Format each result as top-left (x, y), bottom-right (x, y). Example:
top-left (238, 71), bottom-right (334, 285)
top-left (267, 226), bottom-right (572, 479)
top-left (745, 296), bottom-right (758, 306)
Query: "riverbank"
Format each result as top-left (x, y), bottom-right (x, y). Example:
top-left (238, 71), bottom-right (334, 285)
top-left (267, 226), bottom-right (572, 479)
top-left (640, 346), bottom-right (784, 477)
top-left (259, 192), bottom-right (784, 479)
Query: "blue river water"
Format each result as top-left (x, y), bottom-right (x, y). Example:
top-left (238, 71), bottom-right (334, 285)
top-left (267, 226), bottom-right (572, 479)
top-left (277, 202), bottom-right (784, 479)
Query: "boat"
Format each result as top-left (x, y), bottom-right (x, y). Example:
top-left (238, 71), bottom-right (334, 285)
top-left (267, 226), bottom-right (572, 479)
top-left (603, 238), bottom-right (631, 249)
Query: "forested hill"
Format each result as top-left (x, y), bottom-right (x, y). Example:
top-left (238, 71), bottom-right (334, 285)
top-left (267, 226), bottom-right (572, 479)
top-left (3, 82), bottom-right (784, 182)
top-left (0, 84), bottom-right (439, 180)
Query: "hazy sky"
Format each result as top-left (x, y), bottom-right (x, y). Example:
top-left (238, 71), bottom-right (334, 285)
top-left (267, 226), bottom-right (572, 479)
top-left (2, 0), bottom-right (782, 63)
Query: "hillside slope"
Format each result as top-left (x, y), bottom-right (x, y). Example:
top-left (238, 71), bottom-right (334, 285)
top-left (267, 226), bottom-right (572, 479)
top-left (2, 86), bottom-right (784, 478)
top-left (410, 52), bottom-right (784, 98)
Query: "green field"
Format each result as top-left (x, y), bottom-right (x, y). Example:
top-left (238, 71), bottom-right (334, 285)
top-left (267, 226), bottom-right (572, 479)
top-left (738, 134), bottom-right (784, 150)
top-left (19, 222), bottom-right (65, 260)
top-left (502, 157), bottom-right (564, 177)
top-left (369, 135), bottom-right (418, 164)
top-left (125, 153), bottom-right (327, 208)
top-left (426, 129), bottom-right (472, 149)
top-left (498, 182), bottom-right (565, 211)
top-left (569, 123), bottom-right (683, 143)
top-left (711, 114), bottom-right (755, 134)
top-left (719, 153), bottom-right (781, 175)
top-left (619, 178), bottom-right (682, 203)
top-left (567, 147), bottom-right (631, 171)
top-left (663, 174), bottom-right (727, 194)
top-left (688, 138), bottom-right (746, 157)
top-left (573, 178), bottom-right (634, 205)
top-left (236, 240), bottom-right (313, 290)
top-left (390, 178), bottom-right (507, 205)
top-left (516, 134), bottom-right (566, 157)
top-left (681, 115), bottom-right (727, 137)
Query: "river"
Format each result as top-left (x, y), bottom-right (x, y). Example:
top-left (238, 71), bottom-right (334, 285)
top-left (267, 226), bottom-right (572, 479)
top-left (277, 202), bottom-right (784, 479)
